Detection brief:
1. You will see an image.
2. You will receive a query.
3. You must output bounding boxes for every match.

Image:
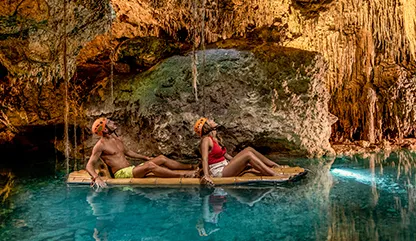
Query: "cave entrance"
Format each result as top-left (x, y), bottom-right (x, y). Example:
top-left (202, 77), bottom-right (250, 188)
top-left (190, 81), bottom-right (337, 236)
top-left (0, 63), bottom-right (8, 80)
top-left (0, 125), bottom-right (82, 177)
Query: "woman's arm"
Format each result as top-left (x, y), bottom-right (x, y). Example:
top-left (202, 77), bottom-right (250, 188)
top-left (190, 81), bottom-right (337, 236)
top-left (224, 153), bottom-right (233, 161)
top-left (200, 137), bottom-right (214, 186)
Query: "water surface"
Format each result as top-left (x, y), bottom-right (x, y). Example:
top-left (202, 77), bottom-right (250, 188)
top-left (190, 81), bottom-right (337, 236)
top-left (1, 151), bottom-right (416, 241)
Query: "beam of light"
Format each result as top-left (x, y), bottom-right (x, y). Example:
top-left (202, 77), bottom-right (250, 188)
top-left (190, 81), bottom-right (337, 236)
top-left (331, 168), bottom-right (407, 194)
top-left (331, 168), bottom-right (372, 183)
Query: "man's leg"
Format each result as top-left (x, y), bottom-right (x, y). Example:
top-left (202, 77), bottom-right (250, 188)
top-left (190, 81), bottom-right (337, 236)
top-left (133, 162), bottom-right (196, 178)
top-left (150, 155), bottom-right (195, 170)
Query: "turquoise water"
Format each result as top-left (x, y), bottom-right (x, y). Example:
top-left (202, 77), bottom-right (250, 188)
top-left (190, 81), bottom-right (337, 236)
top-left (1, 151), bottom-right (416, 241)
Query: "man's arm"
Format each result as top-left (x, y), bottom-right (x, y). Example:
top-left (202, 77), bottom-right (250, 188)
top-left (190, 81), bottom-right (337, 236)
top-left (117, 136), bottom-right (150, 161)
top-left (124, 149), bottom-right (151, 161)
top-left (86, 143), bottom-right (106, 187)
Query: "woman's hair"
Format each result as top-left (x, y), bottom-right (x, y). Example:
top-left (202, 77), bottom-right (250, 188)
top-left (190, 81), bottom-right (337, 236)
top-left (201, 122), bottom-right (225, 147)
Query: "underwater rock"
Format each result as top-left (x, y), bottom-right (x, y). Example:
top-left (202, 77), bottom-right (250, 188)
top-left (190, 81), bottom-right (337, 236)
top-left (86, 45), bottom-right (336, 158)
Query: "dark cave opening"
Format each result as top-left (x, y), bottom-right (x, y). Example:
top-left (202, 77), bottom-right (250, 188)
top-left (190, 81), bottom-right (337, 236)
top-left (0, 63), bottom-right (8, 79)
top-left (0, 125), bottom-right (85, 177)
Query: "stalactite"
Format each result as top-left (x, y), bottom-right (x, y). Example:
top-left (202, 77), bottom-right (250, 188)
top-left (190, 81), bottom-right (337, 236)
top-left (365, 86), bottom-right (377, 143)
top-left (104, 0), bottom-right (416, 142)
top-left (402, 0), bottom-right (416, 60)
top-left (297, 0), bottom-right (416, 142)
top-left (6, 0), bottom-right (408, 149)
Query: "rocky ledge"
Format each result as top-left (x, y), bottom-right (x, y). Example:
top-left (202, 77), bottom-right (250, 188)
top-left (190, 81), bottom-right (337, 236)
top-left (332, 138), bottom-right (416, 157)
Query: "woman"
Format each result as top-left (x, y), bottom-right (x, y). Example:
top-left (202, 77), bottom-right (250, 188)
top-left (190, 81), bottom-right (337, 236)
top-left (194, 117), bottom-right (281, 185)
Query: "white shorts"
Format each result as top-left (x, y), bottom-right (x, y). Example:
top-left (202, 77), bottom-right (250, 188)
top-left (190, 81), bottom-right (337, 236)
top-left (209, 159), bottom-right (229, 177)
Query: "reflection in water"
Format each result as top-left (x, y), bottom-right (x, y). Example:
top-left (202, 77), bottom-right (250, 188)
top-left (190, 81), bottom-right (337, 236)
top-left (196, 187), bottom-right (274, 237)
top-left (3, 151), bottom-right (416, 241)
top-left (327, 151), bottom-right (416, 240)
top-left (0, 169), bottom-right (14, 203)
top-left (196, 188), bottom-right (225, 236)
top-left (86, 188), bottom-right (130, 241)
top-left (0, 169), bottom-right (14, 230)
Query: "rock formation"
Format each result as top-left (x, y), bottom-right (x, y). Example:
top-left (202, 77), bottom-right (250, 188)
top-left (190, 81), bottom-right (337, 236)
top-left (85, 46), bottom-right (335, 158)
top-left (1, 0), bottom-right (416, 170)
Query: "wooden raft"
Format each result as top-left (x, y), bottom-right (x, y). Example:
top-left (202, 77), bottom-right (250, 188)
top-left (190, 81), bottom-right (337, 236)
top-left (66, 166), bottom-right (307, 186)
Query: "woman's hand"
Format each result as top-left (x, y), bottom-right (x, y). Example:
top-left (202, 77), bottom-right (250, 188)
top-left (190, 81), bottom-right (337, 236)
top-left (201, 175), bottom-right (215, 187)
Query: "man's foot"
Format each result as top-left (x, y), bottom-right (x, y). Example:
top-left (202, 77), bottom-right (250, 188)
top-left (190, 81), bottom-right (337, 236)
top-left (272, 163), bottom-right (289, 168)
top-left (183, 168), bottom-right (200, 178)
top-left (191, 163), bottom-right (202, 170)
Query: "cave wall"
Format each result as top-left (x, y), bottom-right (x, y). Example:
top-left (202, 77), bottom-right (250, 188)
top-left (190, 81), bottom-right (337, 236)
top-left (0, 0), bottom-right (111, 131)
top-left (0, 0), bottom-right (416, 166)
top-left (0, 0), bottom-right (112, 82)
top-left (78, 0), bottom-right (416, 143)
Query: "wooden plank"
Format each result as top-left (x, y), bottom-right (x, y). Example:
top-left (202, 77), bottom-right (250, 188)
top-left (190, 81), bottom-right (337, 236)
top-left (129, 178), bottom-right (157, 185)
top-left (212, 177), bottom-right (236, 185)
top-left (155, 178), bottom-right (182, 185)
top-left (67, 167), bottom-right (307, 186)
top-left (180, 178), bottom-right (201, 185)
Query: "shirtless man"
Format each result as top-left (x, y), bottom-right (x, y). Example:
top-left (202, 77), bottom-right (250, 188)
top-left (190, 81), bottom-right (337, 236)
top-left (86, 117), bottom-right (198, 188)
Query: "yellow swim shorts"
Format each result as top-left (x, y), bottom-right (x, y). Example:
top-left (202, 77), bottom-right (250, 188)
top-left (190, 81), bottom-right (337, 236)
top-left (114, 165), bottom-right (135, 178)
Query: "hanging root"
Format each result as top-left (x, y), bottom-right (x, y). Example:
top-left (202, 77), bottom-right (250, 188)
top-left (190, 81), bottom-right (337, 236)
top-left (192, 52), bottom-right (199, 101)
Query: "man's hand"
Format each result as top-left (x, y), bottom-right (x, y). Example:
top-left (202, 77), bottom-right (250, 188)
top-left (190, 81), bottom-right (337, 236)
top-left (201, 175), bottom-right (215, 187)
top-left (91, 176), bottom-right (107, 189)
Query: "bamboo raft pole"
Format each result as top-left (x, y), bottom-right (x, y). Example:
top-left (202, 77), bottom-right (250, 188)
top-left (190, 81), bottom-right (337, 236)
top-left (67, 166), bottom-right (307, 186)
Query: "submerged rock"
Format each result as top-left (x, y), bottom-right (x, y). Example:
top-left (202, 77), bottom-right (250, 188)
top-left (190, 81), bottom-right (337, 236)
top-left (86, 45), bottom-right (336, 158)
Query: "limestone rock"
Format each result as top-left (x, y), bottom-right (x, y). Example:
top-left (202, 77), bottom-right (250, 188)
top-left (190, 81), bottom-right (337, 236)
top-left (86, 46), bottom-right (335, 158)
top-left (0, 0), bottom-right (112, 83)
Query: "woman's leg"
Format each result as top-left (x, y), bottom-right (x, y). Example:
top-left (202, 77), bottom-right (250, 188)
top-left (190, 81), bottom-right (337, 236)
top-left (150, 155), bottom-right (195, 170)
top-left (133, 162), bottom-right (196, 178)
top-left (222, 149), bottom-right (277, 177)
top-left (244, 147), bottom-right (278, 167)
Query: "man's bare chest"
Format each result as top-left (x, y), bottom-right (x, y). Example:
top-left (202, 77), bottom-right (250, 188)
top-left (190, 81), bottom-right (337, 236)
top-left (101, 139), bottom-right (124, 155)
